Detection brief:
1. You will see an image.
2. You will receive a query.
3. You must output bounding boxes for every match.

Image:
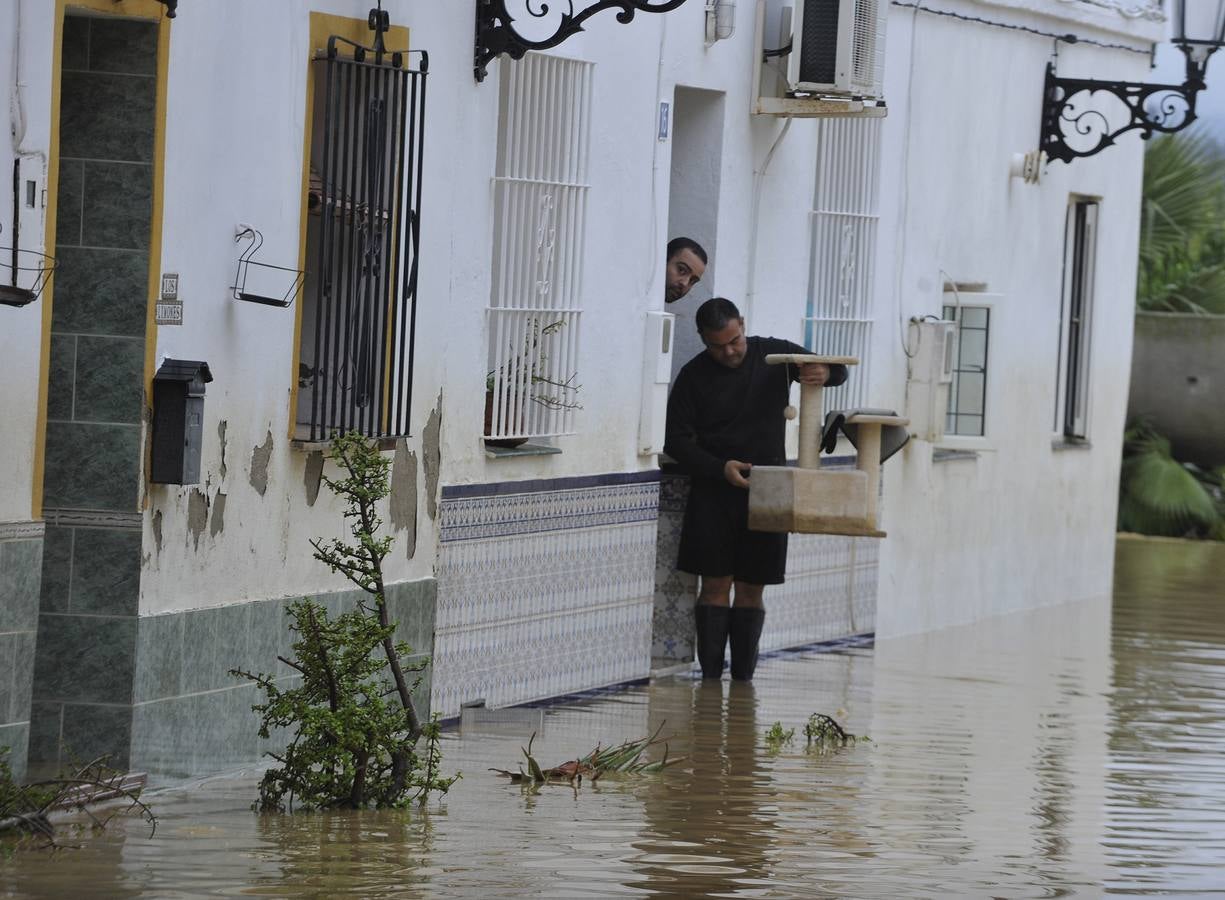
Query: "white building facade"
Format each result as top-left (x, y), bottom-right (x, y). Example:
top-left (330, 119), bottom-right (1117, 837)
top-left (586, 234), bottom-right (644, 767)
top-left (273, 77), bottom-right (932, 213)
top-left (0, 0), bottom-right (1160, 778)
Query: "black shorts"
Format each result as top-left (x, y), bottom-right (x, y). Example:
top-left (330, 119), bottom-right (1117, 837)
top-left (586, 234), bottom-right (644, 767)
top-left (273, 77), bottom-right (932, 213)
top-left (677, 477), bottom-right (788, 585)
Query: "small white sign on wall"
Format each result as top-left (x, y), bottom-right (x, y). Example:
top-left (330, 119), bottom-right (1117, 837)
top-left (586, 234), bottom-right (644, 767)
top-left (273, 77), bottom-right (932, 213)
top-left (157, 272), bottom-right (182, 325)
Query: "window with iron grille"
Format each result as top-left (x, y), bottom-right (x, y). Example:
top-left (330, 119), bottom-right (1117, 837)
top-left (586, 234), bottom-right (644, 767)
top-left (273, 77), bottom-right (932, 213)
top-left (942, 302), bottom-right (991, 437)
top-left (485, 53), bottom-right (591, 443)
top-left (1055, 198), bottom-right (1098, 440)
top-left (295, 34), bottom-right (427, 442)
top-left (805, 116), bottom-right (881, 414)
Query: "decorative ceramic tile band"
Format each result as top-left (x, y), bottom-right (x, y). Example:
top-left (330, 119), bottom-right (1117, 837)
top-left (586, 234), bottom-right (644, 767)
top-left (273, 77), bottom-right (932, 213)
top-left (0, 521), bottom-right (45, 542)
top-left (439, 481), bottom-right (659, 543)
top-left (42, 508), bottom-right (142, 531)
top-left (442, 469), bottom-right (660, 500)
top-left (434, 474), bottom-right (659, 718)
top-left (437, 526), bottom-right (655, 629)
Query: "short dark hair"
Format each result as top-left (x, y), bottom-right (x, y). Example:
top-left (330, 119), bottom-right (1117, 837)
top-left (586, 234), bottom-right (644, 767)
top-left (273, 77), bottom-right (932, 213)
top-left (696, 297), bottom-right (741, 335)
top-left (667, 237), bottom-right (708, 265)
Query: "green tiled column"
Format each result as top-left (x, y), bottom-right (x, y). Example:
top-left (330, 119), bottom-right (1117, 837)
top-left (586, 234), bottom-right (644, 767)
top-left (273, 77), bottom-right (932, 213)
top-left (30, 13), bottom-right (157, 774)
top-left (0, 529), bottom-right (44, 782)
top-left (29, 519), bottom-right (140, 771)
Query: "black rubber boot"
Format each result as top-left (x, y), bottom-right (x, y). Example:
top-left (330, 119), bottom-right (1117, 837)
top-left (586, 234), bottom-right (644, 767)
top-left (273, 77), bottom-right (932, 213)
top-left (693, 604), bottom-right (732, 679)
top-left (729, 606), bottom-right (766, 681)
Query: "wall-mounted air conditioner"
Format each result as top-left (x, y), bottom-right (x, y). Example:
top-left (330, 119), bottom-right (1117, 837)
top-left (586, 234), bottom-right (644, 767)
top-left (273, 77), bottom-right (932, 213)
top-left (789, 0), bottom-right (887, 97)
top-left (905, 319), bottom-right (956, 443)
top-left (753, 0), bottom-right (887, 117)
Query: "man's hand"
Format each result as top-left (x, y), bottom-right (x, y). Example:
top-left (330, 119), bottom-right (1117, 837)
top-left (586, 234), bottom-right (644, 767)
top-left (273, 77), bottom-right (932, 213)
top-left (723, 459), bottom-right (752, 489)
top-left (797, 362), bottom-right (830, 386)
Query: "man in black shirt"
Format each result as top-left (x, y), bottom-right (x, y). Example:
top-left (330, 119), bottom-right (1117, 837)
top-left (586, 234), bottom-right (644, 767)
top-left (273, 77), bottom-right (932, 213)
top-left (664, 298), bottom-right (847, 680)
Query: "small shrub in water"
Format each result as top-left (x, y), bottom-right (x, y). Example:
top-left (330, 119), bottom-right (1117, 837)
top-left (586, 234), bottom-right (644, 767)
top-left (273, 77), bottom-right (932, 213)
top-left (231, 432), bottom-right (457, 810)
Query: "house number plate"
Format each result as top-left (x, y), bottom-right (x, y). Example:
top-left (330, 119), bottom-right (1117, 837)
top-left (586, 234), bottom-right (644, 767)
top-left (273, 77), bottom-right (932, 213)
top-left (157, 272), bottom-right (182, 325)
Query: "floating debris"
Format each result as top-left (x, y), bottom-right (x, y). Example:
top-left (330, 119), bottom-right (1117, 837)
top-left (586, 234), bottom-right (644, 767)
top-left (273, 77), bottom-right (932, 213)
top-left (491, 725), bottom-right (684, 789)
top-left (0, 754), bottom-right (155, 850)
top-left (804, 713), bottom-right (869, 751)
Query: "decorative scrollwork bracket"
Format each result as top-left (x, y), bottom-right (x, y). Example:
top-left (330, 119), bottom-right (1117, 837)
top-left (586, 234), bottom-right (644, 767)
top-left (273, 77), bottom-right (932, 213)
top-left (475, 0), bottom-right (690, 82)
top-left (1039, 50), bottom-right (1214, 164)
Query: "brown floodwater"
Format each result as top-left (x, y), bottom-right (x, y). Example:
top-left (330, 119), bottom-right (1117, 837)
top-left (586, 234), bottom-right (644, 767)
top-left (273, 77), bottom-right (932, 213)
top-left (4, 537), bottom-right (1224, 898)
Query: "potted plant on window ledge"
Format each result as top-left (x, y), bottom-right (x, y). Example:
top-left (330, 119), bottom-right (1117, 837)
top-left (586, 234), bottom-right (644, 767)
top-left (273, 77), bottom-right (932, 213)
top-left (485, 319), bottom-right (582, 449)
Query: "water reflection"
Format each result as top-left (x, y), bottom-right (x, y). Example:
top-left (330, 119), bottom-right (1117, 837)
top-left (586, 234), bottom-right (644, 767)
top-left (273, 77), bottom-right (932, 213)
top-left (3, 537), bottom-right (1223, 897)
top-left (636, 681), bottom-right (774, 896)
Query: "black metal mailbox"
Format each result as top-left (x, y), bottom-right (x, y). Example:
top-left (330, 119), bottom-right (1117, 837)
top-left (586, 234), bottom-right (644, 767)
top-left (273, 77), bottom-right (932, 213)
top-left (151, 359), bottom-right (212, 485)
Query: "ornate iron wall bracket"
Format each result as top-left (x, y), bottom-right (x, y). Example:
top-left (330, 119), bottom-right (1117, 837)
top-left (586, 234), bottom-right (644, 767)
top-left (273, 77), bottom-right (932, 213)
top-left (475, 0), bottom-right (690, 82)
top-left (1040, 50), bottom-right (1214, 164)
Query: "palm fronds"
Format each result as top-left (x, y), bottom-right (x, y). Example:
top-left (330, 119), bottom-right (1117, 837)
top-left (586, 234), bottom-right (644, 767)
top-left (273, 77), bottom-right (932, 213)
top-left (1119, 421), bottom-right (1225, 538)
top-left (1137, 134), bottom-right (1225, 314)
top-left (490, 725), bottom-right (684, 789)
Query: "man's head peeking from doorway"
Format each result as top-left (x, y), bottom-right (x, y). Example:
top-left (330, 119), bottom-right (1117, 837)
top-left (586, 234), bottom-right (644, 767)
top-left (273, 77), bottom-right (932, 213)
top-left (696, 297), bottom-right (747, 369)
top-left (665, 237), bottom-right (708, 304)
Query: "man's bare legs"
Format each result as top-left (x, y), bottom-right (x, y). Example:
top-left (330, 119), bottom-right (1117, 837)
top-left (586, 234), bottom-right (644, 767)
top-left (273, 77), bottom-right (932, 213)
top-left (697, 576), bottom-right (763, 608)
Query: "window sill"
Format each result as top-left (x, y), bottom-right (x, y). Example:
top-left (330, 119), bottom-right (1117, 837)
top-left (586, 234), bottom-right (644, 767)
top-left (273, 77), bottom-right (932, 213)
top-left (936, 436), bottom-right (994, 453)
top-left (1051, 437), bottom-right (1092, 452)
top-left (290, 430), bottom-right (399, 453)
top-left (933, 448), bottom-right (979, 464)
top-left (484, 442), bottom-right (561, 460)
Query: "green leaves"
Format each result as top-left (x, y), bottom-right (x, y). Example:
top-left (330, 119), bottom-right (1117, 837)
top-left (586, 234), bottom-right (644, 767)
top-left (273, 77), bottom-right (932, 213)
top-left (764, 722), bottom-right (795, 752)
top-left (1119, 421), bottom-right (1225, 538)
top-left (231, 432), bottom-right (454, 811)
top-left (1138, 134), bottom-right (1225, 314)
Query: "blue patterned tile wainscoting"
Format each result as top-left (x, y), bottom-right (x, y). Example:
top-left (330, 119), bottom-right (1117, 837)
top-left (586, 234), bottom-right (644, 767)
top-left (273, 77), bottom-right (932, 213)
top-left (433, 473), bottom-right (660, 719)
top-left (651, 467), bottom-right (878, 666)
top-left (652, 474), bottom-right (698, 663)
top-left (0, 522), bottom-right (44, 781)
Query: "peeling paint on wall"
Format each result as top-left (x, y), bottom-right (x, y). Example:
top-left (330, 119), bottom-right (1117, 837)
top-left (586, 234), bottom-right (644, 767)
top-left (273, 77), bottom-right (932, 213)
top-left (187, 488), bottom-right (210, 551)
top-left (390, 439), bottom-right (418, 560)
top-left (423, 391), bottom-right (442, 521)
top-left (249, 430), bottom-right (273, 496)
top-left (304, 451), bottom-right (324, 506)
top-left (218, 420), bottom-right (228, 479)
top-left (210, 491), bottom-right (227, 537)
top-left (153, 510), bottom-right (163, 555)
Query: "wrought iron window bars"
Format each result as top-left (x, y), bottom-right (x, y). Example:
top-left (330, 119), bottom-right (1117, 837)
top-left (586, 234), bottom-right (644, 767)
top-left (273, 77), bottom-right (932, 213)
top-left (1040, 0), bottom-right (1225, 163)
top-left (474, 0), bottom-right (690, 81)
top-left (298, 9), bottom-right (427, 442)
top-left (0, 223), bottom-right (56, 308)
top-left (230, 227), bottom-right (304, 308)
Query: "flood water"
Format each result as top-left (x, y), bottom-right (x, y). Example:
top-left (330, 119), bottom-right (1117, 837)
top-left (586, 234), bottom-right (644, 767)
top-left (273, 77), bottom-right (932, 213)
top-left (5, 537), bottom-right (1224, 898)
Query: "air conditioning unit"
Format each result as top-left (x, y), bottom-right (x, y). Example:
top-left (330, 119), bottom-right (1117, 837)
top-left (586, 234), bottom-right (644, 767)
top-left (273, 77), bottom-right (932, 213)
top-left (787, 0), bottom-right (887, 99)
top-left (905, 319), bottom-right (956, 443)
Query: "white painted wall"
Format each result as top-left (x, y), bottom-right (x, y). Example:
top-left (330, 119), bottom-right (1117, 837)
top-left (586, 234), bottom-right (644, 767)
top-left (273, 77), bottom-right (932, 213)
top-left (1, 0), bottom-right (56, 525)
top-left (870, 3), bottom-right (1152, 635)
top-left (137, 1), bottom-right (457, 614)
top-left (6, 0), bottom-right (1158, 639)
